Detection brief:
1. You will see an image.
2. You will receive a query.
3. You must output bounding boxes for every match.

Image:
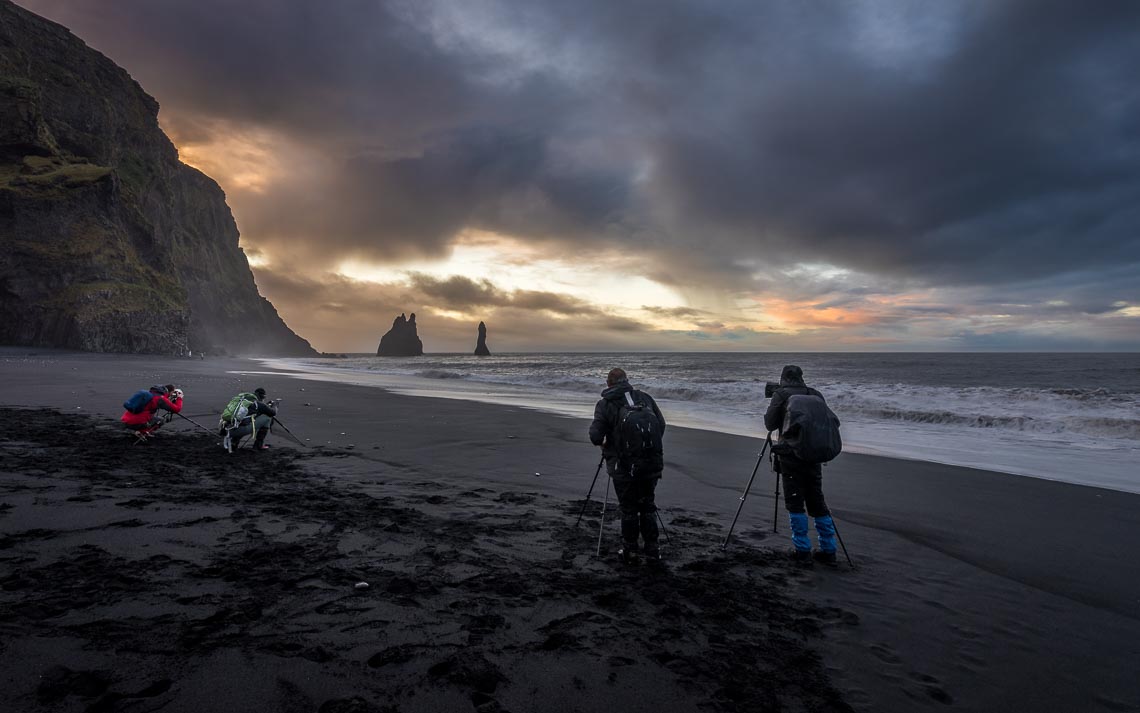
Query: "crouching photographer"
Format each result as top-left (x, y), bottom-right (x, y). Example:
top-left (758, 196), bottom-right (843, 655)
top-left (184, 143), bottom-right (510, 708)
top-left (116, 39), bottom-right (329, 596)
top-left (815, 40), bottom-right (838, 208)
top-left (764, 365), bottom-right (841, 566)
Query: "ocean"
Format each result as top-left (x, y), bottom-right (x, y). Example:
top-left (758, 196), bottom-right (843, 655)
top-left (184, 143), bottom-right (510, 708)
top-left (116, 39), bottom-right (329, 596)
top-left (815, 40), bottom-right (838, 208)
top-left (258, 352), bottom-right (1140, 494)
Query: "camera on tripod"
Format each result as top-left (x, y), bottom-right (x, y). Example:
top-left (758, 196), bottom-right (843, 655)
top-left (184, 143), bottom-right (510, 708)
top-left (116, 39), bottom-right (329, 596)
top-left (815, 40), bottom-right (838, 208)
top-left (764, 381), bottom-right (780, 398)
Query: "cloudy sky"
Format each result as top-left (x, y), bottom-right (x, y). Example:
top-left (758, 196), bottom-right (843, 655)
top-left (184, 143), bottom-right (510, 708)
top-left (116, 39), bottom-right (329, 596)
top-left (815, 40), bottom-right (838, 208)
top-left (18, 0), bottom-right (1140, 352)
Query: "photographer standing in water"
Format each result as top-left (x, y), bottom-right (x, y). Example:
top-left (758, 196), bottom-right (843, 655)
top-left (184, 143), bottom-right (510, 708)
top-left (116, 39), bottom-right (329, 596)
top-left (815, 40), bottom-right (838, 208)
top-left (765, 365), bottom-right (839, 566)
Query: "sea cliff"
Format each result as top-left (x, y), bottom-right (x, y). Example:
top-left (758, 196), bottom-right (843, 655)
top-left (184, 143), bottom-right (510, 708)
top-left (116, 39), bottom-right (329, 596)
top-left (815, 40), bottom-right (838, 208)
top-left (0, 1), bottom-right (314, 355)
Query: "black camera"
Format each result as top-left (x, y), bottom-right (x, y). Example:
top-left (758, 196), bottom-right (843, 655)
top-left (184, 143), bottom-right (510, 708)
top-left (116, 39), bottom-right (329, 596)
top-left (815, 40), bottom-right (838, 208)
top-left (764, 381), bottom-right (780, 398)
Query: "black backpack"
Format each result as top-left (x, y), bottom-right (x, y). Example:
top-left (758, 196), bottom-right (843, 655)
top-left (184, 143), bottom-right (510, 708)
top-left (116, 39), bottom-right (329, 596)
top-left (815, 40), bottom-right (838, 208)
top-left (776, 392), bottom-right (842, 464)
top-left (617, 391), bottom-right (664, 477)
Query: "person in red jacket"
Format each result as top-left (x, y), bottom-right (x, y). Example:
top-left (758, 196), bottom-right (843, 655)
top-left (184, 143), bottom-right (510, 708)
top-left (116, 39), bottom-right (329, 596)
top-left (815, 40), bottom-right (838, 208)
top-left (121, 385), bottom-right (183, 440)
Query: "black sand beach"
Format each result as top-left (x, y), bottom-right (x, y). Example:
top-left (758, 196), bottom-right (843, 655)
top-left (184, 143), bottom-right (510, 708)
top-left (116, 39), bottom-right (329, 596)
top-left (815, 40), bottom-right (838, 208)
top-left (1, 350), bottom-right (1138, 712)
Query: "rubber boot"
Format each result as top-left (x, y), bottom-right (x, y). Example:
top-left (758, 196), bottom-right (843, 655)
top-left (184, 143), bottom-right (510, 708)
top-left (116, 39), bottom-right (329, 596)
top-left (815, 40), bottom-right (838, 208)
top-left (789, 512), bottom-right (811, 554)
top-left (814, 515), bottom-right (837, 554)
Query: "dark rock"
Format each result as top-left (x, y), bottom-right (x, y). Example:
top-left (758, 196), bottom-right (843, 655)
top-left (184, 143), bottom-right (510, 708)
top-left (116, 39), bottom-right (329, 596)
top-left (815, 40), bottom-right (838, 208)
top-left (0, 2), bottom-right (316, 356)
top-left (474, 320), bottom-right (491, 356)
top-left (376, 312), bottom-right (423, 356)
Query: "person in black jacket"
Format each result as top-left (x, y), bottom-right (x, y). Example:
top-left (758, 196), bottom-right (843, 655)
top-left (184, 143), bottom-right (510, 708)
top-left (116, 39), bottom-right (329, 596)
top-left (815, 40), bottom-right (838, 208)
top-left (764, 365), bottom-right (838, 566)
top-left (589, 368), bottom-right (667, 563)
top-left (226, 387), bottom-right (278, 452)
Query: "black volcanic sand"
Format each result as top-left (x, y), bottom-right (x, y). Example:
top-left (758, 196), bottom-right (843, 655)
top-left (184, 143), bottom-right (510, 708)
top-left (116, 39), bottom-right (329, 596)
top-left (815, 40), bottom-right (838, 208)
top-left (0, 408), bottom-right (853, 713)
top-left (2, 349), bottom-right (1140, 713)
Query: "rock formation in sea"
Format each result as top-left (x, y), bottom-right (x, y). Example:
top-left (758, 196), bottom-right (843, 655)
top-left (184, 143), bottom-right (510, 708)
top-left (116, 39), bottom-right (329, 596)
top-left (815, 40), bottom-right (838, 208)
top-left (0, 1), bottom-right (315, 355)
top-left (474, 321), bottom-right (491, 356)
top-left (377, 313), bottom-right (424, 356)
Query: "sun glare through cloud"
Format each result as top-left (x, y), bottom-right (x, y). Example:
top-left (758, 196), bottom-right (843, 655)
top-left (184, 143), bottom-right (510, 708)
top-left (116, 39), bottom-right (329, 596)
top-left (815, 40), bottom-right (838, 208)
top-left (163, 119), bottom-right (286, 195)
top-left (334, 231), bottom-right (690, 326)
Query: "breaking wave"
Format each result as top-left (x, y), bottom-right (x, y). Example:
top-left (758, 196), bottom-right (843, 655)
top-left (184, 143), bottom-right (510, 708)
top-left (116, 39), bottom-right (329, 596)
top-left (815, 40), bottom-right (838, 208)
top-left (272, 353), bottom-right (1140, 490)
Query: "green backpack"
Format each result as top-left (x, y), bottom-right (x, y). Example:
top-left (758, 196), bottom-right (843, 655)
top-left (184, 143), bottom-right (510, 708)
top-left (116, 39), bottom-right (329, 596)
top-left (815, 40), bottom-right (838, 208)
top-left (219, 392), bottom-right (258, 429)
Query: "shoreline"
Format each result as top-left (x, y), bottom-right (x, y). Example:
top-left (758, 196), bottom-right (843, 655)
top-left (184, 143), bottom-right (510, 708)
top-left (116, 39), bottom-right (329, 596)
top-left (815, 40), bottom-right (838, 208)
top-left (2, 348), bottom-right (1139, 711)
top-left (255, 355), bottom-right (1140, 495)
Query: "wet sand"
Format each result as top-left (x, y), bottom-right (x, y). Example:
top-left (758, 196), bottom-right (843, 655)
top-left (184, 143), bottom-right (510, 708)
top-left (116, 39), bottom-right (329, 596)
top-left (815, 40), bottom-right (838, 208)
top-left (1, 349), bottom-right (1138, 712)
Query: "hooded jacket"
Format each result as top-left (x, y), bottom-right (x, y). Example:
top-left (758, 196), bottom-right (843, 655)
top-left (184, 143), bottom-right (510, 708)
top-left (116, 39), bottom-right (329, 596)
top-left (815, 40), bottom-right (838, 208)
top-left (763, 365), bottom-right (826, 434)
top-left (589, 379), bottom-right (666, 460)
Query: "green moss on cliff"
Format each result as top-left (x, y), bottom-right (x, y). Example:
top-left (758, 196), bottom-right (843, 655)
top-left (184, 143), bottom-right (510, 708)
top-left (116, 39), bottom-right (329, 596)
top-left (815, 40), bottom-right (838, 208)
top-left (1, 155), bottom-right (111, 195)
top-left (26, 162), bottom-right (110, 186)
top-left (21, 154), bottom-right (54, 171)
top-left (116, 154), bottom-right (155, 194)
top-left (54, 280), bottom-right (184, 317)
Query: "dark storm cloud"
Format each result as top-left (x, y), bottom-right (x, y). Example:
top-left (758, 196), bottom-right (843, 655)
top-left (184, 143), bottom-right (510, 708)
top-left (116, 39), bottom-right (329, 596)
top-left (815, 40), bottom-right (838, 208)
top-left (17, 0), bottom-right (1140, 332)
top-left (22, 0), bottom-right (495, 140)
top-left (408, 273), bottom-right (608, 316)
top-left (276, 129), bottom-right (627, 261)
top-left (641, 1), bottom-right (1140, 286)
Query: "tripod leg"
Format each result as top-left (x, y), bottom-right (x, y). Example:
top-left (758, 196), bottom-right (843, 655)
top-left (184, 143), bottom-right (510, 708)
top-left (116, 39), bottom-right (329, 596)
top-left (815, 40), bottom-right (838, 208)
top-left (595, 475), bottom-right (610, 557)
top-left (575, 456), bottom-right (606, 527)
top-left (832, 516), bottom-right (856, 569)
top-left (655, 508), bottom-right (670, 545)
top-left (772, 470), bottom-right (781, 533)
top-left (722, 454), bottom-right (763, 550)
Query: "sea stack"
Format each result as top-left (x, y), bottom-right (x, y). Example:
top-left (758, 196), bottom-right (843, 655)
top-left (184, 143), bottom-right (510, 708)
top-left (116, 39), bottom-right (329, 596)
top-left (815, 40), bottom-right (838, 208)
top-left (377, 313), bottom-right (424, 356)
top-left (474, 321), bottom-right (491, 356)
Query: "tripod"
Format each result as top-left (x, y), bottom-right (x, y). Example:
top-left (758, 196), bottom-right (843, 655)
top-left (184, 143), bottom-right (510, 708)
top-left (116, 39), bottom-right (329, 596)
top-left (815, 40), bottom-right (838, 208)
top-left (575, 455), bottom-right (606, 527)
top-left (721, 433), bottom-right (772, 550)
top-left (723, 435), bottom-right (857, 568)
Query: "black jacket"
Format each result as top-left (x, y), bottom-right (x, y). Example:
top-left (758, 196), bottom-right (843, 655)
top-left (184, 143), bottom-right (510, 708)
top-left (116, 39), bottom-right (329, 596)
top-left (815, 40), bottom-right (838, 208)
top-left (764, 371), bottom-right (826, 434)
top-left (589, 380), bottom-right (666, 459)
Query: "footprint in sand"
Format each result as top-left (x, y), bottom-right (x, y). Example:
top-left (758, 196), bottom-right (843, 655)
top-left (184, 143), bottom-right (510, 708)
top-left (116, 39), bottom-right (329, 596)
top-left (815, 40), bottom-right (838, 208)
top-left (908, 671), bottom-right (953, 705)
top-left (367, 644), bottom-right (420, 668)
top-left (538, 630), bottom-right (581, 650)
top-left (318, 697), bottom-right (392, 713)
top-left (36, 666), bottom-right (111, 702)
top-left (83, 679), bottom-right (173, 710)
top-left (497, 492), bottom-right (536, 504)
top-left (869, 643), bottom-right (902, 665)
top-left (1093, 693), bottom-right (1140, 712)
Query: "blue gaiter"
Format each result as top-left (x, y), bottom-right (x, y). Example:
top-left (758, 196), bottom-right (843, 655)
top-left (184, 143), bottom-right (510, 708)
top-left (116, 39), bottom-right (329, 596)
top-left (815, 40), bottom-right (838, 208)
top-left (789, 512), bottom-right (811, 552)
top-left (814, 515), bottom-right (837, 553)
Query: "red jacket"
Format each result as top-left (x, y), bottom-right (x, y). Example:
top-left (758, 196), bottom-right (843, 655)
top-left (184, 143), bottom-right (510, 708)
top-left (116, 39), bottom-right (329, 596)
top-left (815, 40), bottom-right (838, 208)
top-left (121, 392), bottom-right (182, 426)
